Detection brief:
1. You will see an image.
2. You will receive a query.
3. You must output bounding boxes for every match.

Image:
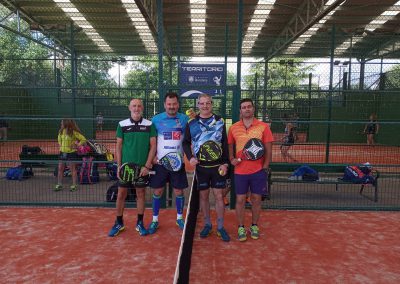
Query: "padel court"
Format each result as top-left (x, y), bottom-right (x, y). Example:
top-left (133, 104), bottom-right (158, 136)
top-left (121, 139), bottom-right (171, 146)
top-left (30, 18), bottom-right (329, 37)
top-left (0, 208), bottom-right (399, 283)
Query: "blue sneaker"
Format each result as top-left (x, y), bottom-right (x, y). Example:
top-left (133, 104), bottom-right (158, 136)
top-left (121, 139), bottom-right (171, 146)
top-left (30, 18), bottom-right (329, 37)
top-left (217, 227), bottom-right (230, 242)
top-left (176, 218), bottom-right (185, 230)
top-left (148, 221), bottom-right (159, 234)
top-left (108, 222), bottom-right (125, 237)
top-left (199, 224), bottom-right (212, 238)
top-left (136, 222), bottom-right (148, 236)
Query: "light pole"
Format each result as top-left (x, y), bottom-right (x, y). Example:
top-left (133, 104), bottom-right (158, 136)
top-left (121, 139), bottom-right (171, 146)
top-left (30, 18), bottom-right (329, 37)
top-left (279, 59), bottom-right (294, 89)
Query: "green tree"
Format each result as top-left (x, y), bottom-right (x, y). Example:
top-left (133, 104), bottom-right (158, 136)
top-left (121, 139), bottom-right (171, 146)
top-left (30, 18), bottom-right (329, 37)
top-left (0, 20), bottom-right (52, 85)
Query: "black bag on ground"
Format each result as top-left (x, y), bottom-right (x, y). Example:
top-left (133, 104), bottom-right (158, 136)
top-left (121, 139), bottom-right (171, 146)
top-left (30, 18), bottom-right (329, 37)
top-left (106, 182), bottom-right (136, 202)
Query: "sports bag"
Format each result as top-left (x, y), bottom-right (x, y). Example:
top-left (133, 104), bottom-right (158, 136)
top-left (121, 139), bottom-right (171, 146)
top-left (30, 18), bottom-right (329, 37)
top-left (79, 157), bottom-right (100, 184)
top-left (6, 166), bottom-right (33, 181)
top-left (106, 182), bottom-right (136, 202)
top-left (342, 166), bottom-right (375, 184)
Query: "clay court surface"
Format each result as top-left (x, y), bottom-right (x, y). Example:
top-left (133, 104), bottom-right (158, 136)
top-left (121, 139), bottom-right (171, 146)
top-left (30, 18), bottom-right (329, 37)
top-left (1, 208), bottom-right (399, 283)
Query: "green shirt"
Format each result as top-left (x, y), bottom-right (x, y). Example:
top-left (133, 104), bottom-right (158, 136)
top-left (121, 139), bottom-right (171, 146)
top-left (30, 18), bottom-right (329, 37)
top-left (116, 117), bottom-right (156, 165)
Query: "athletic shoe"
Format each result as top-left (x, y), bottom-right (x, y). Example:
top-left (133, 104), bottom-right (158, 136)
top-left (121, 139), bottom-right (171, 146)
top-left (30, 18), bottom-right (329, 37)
top-left (238, 226), bottom-right (247, 242)
top-left (108, 222), bottom-right (125, 237)
top-left (176, 218), bottom-right (185, 230)
top-left (216, 227), bottom-right (230, 242)
top-left (136, 222), bottom-right (148, 236)
top-left (199, 224), bottom-right (212, 238)
top-left (148, 221), bottom-right (159, 234)
top-left (70, 185), bottom-right (77, 192)
top-left (249, 225), bottom-right (260, 240)
top-left (54, 184), bottom-right (62, 191)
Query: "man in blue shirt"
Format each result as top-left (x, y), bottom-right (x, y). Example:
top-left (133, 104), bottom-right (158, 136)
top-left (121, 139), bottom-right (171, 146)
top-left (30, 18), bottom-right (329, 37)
top-left (148, 92), bottom-right (189, 234)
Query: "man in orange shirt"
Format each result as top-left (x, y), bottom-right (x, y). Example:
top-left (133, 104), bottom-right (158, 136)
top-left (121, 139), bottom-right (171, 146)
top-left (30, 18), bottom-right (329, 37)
top-left (228, 98), bottom-right (273, 241)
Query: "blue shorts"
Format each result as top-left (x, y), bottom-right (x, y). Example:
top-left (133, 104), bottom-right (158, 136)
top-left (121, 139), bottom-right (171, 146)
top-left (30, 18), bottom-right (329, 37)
top-left (234, 169), bottom-right (267, 195)
top-left (196, 165), bottom-right (226, 191)
top-left (150, 164), bottom-right (188, 189)
top-left (59, 152), bottom-right (78, 161)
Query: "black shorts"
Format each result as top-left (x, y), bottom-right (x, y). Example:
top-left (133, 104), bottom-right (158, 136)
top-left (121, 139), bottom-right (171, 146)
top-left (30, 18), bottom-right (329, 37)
top-left (59, 152), bottom-right (78, 161)
top-left (195, 165), bottom-right (226, 190)
top-left (150, 164), bottom-right (188, 189)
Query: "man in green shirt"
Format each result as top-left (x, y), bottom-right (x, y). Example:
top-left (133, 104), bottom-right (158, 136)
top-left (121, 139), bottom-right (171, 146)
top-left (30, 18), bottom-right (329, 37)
top-left (108, 99), bottom-right (157, 237)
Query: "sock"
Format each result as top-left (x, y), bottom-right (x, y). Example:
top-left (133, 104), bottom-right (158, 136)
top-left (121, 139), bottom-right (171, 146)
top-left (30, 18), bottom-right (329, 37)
top-left (137, 214), bottom-right (144, 224)
top-left (116, 215), bottom-right (123, 225)
top-left (251, 223), bottom-right (257, 227)
top-left (153, 215), bottom-right (159, 222)
top-left (176, 195), bottom-right (184, 216)
top-left (152, 194), bottom-right (161, 218)
top-left (177, 213), bottom-right (183, 220)
top-left (204, 216), bottom-right (211, 226)
top-left (217, 218), bottom-right (224, 230)
top-left (239, 225), bottom-right (245, 228)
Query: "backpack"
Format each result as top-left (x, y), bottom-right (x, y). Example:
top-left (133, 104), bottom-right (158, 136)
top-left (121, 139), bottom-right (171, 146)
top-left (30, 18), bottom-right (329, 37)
top-left (6, 166), bottom-right (33, 181)
top-left (79, 157), bottom-right (100, 184)
top-left (342, 166), bottom-right (375, 184)
top-left (106, 162), bottom-right (118, 180)
top-left (106, 182), bottom-right (136, 202)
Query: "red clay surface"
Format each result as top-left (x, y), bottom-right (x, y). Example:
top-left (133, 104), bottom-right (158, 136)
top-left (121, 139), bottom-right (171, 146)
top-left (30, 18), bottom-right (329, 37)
top-left (0, 208), bottom-right (181, 283)
top-left (1, 208), bottom-right (399, 283)
top-left (190, 210), bottom-right (400, 283)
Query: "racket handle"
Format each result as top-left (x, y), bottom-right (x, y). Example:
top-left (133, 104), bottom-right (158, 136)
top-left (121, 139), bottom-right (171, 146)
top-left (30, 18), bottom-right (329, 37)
top-left (237, 158), bottom-right (242, 162)
top-left (149, 170), bottom-right (156, 175)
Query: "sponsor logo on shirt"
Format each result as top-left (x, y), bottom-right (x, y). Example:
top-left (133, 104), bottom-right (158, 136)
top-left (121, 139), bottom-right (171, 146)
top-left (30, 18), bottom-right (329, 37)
top-left (163, 131), bottom-right (181, 140)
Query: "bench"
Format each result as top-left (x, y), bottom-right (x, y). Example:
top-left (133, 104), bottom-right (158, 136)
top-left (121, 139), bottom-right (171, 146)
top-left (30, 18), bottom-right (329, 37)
top-left (269, 163), bottom-right (380, 202)
top-left (19, 153), bottom-right (108, 169)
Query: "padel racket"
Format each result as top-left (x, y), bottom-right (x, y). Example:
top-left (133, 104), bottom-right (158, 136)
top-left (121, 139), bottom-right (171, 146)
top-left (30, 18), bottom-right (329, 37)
top-left (238, 138), bottom-right (265, 162)
top-left (198, 140), bottom-right (222, 162)
top-left (119, 162), bottom-right (155, 183)
top-left (158, 152), bottom-right (183, 172)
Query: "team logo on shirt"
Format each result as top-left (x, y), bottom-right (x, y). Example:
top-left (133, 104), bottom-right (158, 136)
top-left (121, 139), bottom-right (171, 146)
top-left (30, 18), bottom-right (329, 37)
top-left (163, 131), bottom-right (181, 140)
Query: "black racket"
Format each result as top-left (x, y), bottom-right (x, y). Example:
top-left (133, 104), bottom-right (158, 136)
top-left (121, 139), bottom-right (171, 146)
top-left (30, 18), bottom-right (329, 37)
top-left (119, 162), bottom-right (155, 183)
top-left (198, 140), bottom-right (222, 162)
top-left (238, 138), bottom-right (265, 162)
top-left (158, 152), bottom-right (183, 172)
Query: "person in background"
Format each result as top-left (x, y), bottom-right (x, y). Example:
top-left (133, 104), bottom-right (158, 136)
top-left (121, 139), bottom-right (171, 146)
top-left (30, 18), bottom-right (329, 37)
top-left (280, 114), bottom-right (297, 163)
top-left (0, 112), bottom-right (9, 141)
top-left (96, 112), bottom-right (104, 131)
top-left (364, 113), bottom-right (379, 145)
top-left (55, 119), bottom-right (87, 192)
